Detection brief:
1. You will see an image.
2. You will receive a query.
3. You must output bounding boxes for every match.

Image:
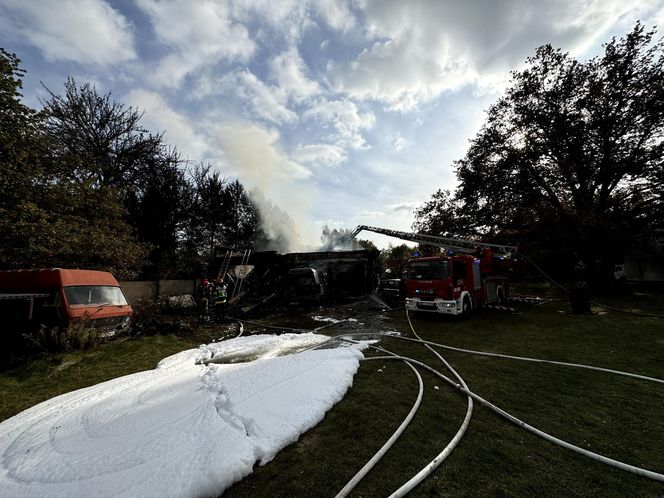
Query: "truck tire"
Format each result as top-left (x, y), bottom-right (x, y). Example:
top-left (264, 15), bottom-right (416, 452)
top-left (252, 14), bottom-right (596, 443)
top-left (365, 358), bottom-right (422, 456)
top-left (461, 297), bottom-right (471, 319)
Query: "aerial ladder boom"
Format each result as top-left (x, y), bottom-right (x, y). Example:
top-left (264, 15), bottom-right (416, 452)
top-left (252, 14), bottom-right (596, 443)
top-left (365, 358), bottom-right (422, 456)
top-left (350, 225), bottom-right (517, 256)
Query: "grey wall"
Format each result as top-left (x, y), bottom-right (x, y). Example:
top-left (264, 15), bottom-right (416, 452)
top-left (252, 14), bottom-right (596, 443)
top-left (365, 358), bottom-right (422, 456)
top-left (624, 257), bottom-right (664, 282)
top-left (119, 279), bottom-right (199, 304)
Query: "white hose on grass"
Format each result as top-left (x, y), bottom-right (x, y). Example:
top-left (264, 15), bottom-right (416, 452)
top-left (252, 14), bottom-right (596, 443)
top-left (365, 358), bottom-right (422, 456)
top-left (335, 359), bottom-right (424, 498)
top-left (384, 311), bottom-right (474, 497)
top-left (332, 332), bottom-right (664, 386)
top-left (367, 352), bottom-right (664, 483)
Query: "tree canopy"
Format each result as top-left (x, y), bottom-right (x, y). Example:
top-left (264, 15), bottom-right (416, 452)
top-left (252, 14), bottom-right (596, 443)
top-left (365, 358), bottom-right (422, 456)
top-left (415, 23), bottom-right (664, 276)
top-left (0, 52), bottom-right (280, 279)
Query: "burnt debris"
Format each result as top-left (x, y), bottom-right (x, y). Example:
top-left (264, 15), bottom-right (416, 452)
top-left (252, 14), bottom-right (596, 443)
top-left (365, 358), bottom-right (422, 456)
top-left (208, 247), bottom-right (379, 312)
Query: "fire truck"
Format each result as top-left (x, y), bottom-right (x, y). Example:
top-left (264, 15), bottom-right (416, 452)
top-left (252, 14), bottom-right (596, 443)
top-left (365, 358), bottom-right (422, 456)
top-left (351, 226), bottom-right (517, 317)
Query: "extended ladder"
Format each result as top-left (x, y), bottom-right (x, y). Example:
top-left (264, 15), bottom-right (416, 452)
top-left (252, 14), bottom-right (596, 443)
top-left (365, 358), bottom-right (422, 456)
top-left (217, 250), bottom-right (232, 282)
top-left (350, 225), bottom-right (517, 255)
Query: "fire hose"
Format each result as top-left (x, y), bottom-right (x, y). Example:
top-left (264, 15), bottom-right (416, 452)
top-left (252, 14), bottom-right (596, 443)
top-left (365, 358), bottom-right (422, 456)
top-left (229, 311), bottom-right (664, 487)
top-left (335, 359), bottom-right (424, 498)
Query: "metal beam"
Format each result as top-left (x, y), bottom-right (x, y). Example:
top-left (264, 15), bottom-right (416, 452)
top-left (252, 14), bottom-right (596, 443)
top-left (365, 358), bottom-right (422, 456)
top-left (351, 225), bottom-right (517, 255)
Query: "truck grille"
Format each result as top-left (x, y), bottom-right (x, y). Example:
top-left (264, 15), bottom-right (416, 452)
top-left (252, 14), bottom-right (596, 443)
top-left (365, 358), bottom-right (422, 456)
top-left (90, 316), bottom-right (129, 336)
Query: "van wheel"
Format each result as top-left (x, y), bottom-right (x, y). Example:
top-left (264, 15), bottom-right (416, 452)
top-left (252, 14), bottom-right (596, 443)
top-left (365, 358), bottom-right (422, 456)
top-left (461, 297), bottom-right (471, 319)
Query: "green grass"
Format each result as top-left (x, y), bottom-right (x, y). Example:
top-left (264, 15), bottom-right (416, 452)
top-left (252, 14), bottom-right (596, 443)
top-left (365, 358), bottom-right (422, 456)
top-left (223, 285), bottom-right (664, 497)
top-left (1, 285), bottom-right (663, 497)
top-left (0, 323), bottom-right (232, 422)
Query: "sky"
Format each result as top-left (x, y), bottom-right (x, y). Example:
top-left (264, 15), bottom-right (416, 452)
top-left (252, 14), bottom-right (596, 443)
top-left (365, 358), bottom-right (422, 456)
top-left (1, 0), bottom-right (663, 249)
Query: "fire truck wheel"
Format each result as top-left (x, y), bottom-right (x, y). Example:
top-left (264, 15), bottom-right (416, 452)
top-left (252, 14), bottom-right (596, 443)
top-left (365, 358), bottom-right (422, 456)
top-left (461, 297), bottom-right (471, 318)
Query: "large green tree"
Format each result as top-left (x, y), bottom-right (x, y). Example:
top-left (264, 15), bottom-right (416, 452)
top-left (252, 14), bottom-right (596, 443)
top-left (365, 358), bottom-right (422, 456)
top-left (222, 180), bottom-right (258, 249)
top-left (127, 148), bottom-right (192, 278)
top-left (0, 49), bottom-right (47, 267)
top-left (42, 78), bottom-right (162, 188)
top-left (0, 57), bottom-right (149, 277)
top-left (416, 23), bottom-right (664, 274)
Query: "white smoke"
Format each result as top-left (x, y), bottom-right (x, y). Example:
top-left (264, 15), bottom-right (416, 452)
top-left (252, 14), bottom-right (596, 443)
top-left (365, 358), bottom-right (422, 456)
top-left (218, 121), bottom-right (318, 252)
top-left (318, 225), bottom-right (362, 252)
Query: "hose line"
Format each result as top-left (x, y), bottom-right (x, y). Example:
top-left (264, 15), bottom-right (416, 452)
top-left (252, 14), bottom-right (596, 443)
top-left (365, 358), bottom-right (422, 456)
top-left (335, 358), bottom-right (424, 498)
top-left (367, 352), bottom-right (664, 483)
top-left (385, 312), bottom-right (474, 497)
top-left (335, 332), bottom-right (664, 386)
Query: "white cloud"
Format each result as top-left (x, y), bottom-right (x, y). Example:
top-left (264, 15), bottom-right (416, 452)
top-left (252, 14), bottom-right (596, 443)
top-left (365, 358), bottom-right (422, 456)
top-left (0, 0), bottom-right (135, 65)
top-left (392, 133), bottom-right (408, 151)
top-left (314, 219), bottom-right (346, 228)
top-left (233, 70), bottom-right (297, 124)
top-left (312, 0), bottom-right (356, 32)
top-left (355, 210), bottom-right (384, 219)
top-left (653, 4), bottom-right (664, 26)
top-left (293, 144), bottom-right (346, 167)
top-left (232, 0), bottom-right (302, 26)
top-left (269, 48), bottom-right (320, 102)
top-left (304, 99), bottom-right (375, 149)
top-left (124, 89), bottom-right (208, 160)
top-left (330, 0), bottom-right (656, 110)
top-left (137, 0), bottom-right (255, 88)
top-left (195, 69), bottom-right (298, 125)
top-left (389, 202), bottom-right (420, 212)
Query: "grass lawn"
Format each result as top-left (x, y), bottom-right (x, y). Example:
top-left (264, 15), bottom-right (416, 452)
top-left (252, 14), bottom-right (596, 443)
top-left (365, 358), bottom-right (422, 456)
top-left (1, 283), bottom-right (663, 496)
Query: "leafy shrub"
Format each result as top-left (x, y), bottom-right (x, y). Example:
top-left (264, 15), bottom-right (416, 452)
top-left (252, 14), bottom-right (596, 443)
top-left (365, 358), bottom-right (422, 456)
top-left (24, 319), bottom-right (103, 353)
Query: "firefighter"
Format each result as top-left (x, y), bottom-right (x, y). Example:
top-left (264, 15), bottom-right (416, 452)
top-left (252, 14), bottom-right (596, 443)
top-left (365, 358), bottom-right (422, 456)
top-left (212, 278), bottom-right (228, 323)
top-left (196, 278), bottom-right (212, 323)
top-left (570, 257), bottom-right (591, 314)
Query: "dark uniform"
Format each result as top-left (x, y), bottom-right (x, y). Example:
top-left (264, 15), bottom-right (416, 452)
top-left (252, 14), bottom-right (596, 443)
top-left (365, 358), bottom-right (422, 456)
top-left (196, 280), bottom-right (213, 322)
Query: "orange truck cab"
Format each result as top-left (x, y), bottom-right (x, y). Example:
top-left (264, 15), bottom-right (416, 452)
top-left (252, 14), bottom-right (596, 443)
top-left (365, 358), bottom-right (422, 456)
top-left (0, 268), bottom-right (132, 336)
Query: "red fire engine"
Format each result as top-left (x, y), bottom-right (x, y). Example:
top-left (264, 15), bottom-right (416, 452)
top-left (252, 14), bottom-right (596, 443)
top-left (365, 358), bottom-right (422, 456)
top-left (351, 226), bottom-right (517, 317)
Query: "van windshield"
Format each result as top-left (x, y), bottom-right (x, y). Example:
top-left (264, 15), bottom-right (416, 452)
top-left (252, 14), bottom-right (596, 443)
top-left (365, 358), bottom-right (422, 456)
top-left (408, 260), bottom-right (449, 280)
top-left (64, 286), bottom-right (128, 306)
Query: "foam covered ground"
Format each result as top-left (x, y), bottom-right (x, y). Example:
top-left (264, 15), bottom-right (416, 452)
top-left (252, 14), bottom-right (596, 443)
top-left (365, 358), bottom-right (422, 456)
top-left (0, 333), bottom-right (366, 497)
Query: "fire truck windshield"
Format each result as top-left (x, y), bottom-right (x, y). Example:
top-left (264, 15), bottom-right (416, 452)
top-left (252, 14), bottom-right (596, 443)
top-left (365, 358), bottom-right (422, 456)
top-left (408, 260), bottom-right (449, 280)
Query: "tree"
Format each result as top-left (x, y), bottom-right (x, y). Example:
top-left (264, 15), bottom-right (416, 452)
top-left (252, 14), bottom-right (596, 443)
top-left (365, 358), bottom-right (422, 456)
top-left (41, 78), bottom-right (163, 188)
top-left (185, 165), bottom-right (229, 266)
top-left (222, 180), bottom-right (258, 249)
top-left (127, 148), bottom-right (192, 278)
top-left (416, 23), bottom-right (664, 275)
top-left (380, 244), bottom-right (413, 276)
top-left (320, 226), bottom-right (356, 250)
top-left (0, 61), bottom-right (149, 276)
top-left (0, 48), bottom-right (47, 263)
top-left (412, 189), bottom-right (473, 238)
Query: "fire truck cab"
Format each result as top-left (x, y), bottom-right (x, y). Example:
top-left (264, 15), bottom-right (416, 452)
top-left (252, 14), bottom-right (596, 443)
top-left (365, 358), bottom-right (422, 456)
top-left (405, 248), bottom-right (510, 316)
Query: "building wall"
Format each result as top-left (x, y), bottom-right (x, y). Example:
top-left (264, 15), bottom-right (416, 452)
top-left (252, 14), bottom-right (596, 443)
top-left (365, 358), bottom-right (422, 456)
top-left (624, 257), bottom-right (664, 282)
top-left (119, 280), bottom-right (199, 304)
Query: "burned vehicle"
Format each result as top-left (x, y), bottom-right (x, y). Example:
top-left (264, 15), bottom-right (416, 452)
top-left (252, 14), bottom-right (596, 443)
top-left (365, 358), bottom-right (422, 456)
top-left (285, 268), bottom-right (327, 307)
top-left (208, 247), bottom-right (379, 312)
top-left (379, 278), bottom-right (403, 301)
